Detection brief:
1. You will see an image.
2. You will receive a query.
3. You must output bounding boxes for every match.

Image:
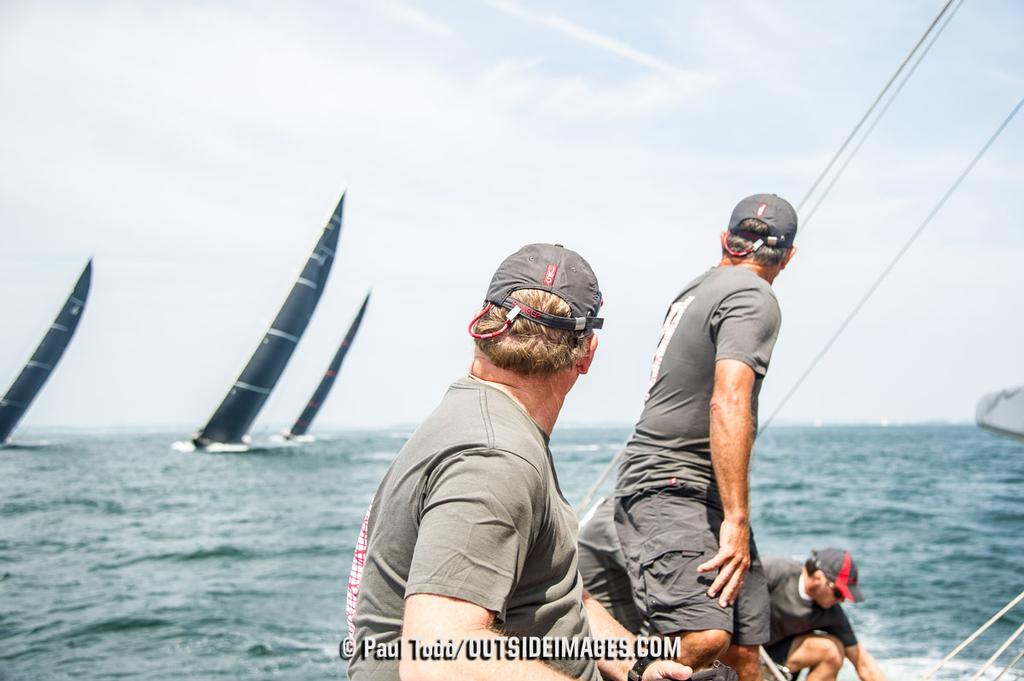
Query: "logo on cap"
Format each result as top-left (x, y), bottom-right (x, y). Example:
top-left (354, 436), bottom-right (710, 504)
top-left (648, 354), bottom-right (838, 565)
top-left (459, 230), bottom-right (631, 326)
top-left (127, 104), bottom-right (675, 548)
top-left (543, 264), bottom-right (558, 286)
top-left (756, 203), bottom-right (767, 218)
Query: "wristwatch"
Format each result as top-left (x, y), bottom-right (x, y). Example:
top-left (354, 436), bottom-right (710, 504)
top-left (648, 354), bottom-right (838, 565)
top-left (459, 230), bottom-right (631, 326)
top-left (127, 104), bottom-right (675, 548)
top-left (627, 655), bottom-right (656, 681)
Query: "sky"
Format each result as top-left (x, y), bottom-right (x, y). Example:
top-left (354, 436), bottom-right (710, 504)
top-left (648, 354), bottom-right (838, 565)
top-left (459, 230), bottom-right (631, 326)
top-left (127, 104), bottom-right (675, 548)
top-left (0, 0), bottom-right (1022, 433)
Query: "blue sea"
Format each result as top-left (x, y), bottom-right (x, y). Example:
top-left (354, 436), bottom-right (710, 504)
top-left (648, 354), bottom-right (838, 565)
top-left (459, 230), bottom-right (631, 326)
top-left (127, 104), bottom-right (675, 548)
top-left (1, 425), bottom-right (1022, 680)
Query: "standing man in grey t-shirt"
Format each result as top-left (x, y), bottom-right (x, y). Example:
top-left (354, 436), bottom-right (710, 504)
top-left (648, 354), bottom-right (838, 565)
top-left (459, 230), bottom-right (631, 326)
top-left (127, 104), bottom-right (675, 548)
top-left (347, 244), bottom-right (693, 681)
top-left (612, 194), bottom-right (798, 681)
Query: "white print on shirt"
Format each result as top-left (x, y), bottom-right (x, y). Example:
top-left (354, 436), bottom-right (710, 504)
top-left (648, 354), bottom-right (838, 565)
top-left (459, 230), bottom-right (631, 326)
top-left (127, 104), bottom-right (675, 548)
top-left (644, 296), bottom-right (695, 401)
top-left (346, 504), bottom-right (372, 640)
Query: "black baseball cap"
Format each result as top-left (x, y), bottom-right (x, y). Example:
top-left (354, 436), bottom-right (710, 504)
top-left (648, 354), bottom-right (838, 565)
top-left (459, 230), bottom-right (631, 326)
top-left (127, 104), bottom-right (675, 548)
top-left (812, 548), bottom-right (864, 603)
top-left (728, 193), bottom-right (798, 249)
top-left (481, 243), bottom-right (603, 333)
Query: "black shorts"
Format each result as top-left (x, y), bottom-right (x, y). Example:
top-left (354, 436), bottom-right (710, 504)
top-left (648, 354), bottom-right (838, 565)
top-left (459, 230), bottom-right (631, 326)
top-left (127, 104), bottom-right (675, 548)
top-left (765, 636), bottom-right (795, 664)
top-left (613, 484), bottom-right (770, 645)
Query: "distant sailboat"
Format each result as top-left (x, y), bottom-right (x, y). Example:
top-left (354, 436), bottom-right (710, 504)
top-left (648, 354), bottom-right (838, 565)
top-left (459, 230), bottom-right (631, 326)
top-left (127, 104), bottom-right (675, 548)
top-left (0, 260), bottom-right (92, 445)
top-left (283, 291), bottom-right (370, 441)
top-left (976, 386), bottom-right (1024, 442)
top-left (190, 194), bottom-right (344, 450)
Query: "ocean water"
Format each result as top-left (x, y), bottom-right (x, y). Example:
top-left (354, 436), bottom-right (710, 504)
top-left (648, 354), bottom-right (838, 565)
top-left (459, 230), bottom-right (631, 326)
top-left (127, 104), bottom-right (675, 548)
top-left (1, 425), bottom-right (1021, 680)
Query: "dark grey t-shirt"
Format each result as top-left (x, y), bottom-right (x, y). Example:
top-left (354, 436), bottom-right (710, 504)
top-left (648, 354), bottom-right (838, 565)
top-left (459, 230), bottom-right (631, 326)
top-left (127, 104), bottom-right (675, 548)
top-left (615, 267), bottom-right (781, 496)
top-left (763, 557), bottom-right (857, 647)
top-left (349, 376), bottom-right (597, 681)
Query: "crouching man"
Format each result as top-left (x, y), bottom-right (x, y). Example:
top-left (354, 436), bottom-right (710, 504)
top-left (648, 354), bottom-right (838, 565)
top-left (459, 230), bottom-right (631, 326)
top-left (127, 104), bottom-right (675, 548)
top-left (764, 549), bottom-right (887, 681)
top-left (347, 244), bottom-right (692, 681)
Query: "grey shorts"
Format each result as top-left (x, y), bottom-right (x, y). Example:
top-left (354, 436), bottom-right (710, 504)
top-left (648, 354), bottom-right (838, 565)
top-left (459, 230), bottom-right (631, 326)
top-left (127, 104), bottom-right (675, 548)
top-left (613, 484), bottom-right (770, 645)
top-left (577, 496), bottom-right (645, 634)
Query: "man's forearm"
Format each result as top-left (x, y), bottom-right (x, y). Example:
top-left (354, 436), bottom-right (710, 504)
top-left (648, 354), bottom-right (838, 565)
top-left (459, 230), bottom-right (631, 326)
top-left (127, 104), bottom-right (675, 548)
top-left (400, 628), bottom-right (574, 681)
top-left (402, 594), bottom-right (575, 681)
top-left (583, 591), bottom-right (636, 681)
top-left (708, 391), bottom-right (753, 520)
top-left (853, 648), bottom-right (888, 681)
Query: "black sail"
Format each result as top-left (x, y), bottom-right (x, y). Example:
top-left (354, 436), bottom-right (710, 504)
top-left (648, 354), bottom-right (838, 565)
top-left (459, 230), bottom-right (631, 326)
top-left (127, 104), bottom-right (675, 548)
top-left (0, 260), bottom-right (92, 444)
top-left (194, 194), bottom-right (344, 447)
top-left (285, 291), bottom-right (370, 439)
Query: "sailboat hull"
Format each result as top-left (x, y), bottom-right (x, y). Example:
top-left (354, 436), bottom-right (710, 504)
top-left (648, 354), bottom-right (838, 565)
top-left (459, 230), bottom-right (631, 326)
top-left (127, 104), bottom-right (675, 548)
top-left (976, 386), bottom-right (1024, 442)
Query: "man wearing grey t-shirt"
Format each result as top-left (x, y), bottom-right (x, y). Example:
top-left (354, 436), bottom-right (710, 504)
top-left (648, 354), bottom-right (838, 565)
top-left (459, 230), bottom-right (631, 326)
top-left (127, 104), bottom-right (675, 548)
top-left (610, 195), bottom-right (799, 681)
top-left (347, 244), bottom-right (693, 681)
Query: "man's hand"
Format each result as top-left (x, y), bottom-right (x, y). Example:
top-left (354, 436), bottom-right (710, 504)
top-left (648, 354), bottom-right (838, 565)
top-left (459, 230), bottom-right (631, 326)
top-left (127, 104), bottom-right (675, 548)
top-left (697, 517), bottom-right (750, 607)
top-left (847, 644), bottom-right (889, 681)
top-left (583, 591), bottom-right (692, 680)
top-left (643, 660), bottom-right (693, 680)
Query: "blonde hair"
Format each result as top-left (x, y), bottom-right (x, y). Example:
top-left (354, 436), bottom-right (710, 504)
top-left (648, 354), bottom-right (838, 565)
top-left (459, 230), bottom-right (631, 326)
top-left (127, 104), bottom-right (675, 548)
top-left (472, 289), bottom-right (590, 375)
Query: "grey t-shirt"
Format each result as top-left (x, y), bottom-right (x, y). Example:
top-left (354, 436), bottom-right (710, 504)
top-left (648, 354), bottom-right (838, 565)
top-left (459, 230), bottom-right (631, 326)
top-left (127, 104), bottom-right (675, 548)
top-left (615, 267), bottom-right (781, 497)
top-left (349, 376), bottom-right (597, 681)
top-left (763, 557), bottom-right (857, 647)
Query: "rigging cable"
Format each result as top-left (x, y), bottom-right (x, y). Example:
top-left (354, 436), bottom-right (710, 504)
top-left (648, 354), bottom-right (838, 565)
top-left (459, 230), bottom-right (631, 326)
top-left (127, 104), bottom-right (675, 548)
top-left (992, 646), bottom-right (1024, 681)
top-left (800, 0), bottom-right (965, 230)
top-left (758, 644), bottom-right (791, 681)
top-left (759, 93), bottom-right (1024, 433)
top-left (796, 0), bottom-right (959, 213)
top-left (919, 591), bottom-right (1024, 679)
top-left (967, 622), bottom-right (1024, 681)
top-left (575, 2), bottom-right (963, 512)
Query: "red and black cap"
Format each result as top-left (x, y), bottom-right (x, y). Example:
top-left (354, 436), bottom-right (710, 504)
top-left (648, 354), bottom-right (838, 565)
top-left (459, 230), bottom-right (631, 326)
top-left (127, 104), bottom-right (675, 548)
top-left (470, 243), bottom-right (603, 339)
top-left (812, 548), bottom-right (864, 603)
top-left (726, 193), bottom-right (799, 254)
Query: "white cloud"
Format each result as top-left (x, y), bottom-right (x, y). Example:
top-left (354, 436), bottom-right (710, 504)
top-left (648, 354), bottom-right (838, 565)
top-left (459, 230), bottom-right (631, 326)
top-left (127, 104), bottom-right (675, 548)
top-left (483, 0), bottom-right (711, 86)
top-left (479, 57), bottom-right (708, 119)
top-left (378, 1), bottom-right (454, 37)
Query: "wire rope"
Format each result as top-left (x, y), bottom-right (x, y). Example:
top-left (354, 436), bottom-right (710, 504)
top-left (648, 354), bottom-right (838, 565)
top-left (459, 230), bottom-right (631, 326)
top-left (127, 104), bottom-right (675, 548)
top-left (920, 590), bottom-right (1024, 680)
top-left (796, 0), bottom-right (959, 212)
top-left (759, 93), bottom-right (1024, 433)
top-left (800, 0), bottom-right (965, 232)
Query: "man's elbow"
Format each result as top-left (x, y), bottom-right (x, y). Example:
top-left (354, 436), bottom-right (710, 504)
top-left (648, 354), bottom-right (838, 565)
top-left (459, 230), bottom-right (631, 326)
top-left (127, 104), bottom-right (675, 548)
top-left (709, 393), bottom-right (747, 418)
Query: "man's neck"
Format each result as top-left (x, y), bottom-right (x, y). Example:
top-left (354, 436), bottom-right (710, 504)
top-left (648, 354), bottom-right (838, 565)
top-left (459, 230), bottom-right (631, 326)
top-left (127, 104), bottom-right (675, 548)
top-left (468, 356), bottom-right (576, 437)
top-left (797, 572), bottom-right (813, 603)
top-left (718, 255), bottom-right (780, 285)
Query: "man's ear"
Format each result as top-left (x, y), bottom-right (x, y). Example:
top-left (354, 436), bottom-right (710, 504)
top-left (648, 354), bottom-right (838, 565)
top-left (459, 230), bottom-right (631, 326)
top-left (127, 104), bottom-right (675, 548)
top-left (576, 334), bottom-right (599, 375)
top-left (780, 245), bottom-right (798, 270)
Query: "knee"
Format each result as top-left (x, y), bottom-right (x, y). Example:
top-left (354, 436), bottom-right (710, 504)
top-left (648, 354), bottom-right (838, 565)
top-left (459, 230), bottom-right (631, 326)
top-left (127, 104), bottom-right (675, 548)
top-left (695, 629), bottom-right (732, 656)
top-left (730, 644), bottom-right (759, 665)
top-left (819, 636), bottom-right (844, 670)
top-left (722, 644), bottom-right (760, 675)
top-left (678, 629), bottom-right (731, 667)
